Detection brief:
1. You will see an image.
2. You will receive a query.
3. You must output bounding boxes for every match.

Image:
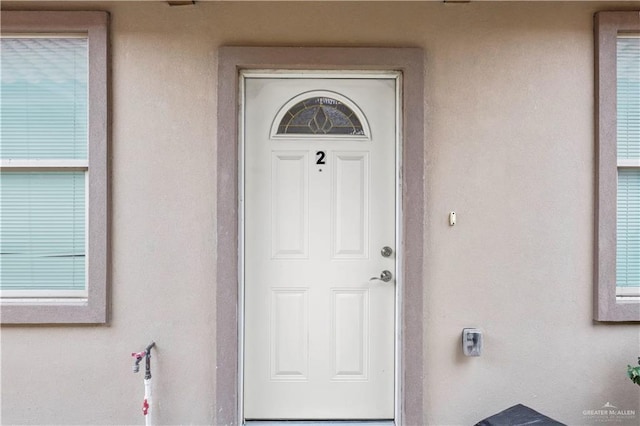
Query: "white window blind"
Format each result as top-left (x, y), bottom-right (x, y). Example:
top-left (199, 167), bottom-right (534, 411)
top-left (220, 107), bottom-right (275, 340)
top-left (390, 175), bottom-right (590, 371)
top-left (1, 37), bottom-right (87, 159)
top-left (616, 35), bottom-right (640, 294)
top-left (0, 36), bottom-right (88, 296)
top-left (0, 172), bottom-right (86, 290)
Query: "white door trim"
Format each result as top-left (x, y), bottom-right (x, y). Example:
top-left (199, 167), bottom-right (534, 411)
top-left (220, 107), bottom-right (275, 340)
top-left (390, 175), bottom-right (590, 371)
top-left (239, 70), bottom-right (402, 422)
top-left (216, 47), bottom-right (425, 426)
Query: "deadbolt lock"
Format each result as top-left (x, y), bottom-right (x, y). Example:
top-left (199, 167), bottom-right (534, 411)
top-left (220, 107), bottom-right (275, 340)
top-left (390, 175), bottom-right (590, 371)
top-left (381, 246), bottom-right (393, 257)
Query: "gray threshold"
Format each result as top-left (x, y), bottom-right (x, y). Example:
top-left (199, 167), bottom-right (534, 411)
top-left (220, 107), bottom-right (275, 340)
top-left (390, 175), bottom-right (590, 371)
top-left (245, 422), bottom-right (394, 426)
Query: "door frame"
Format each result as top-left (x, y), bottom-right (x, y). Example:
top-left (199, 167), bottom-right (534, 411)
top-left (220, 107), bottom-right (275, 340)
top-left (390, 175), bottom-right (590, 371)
top-left (242, 70), bottom-right (400, 420)
top-left (216, 47), bottom-right (425, 426)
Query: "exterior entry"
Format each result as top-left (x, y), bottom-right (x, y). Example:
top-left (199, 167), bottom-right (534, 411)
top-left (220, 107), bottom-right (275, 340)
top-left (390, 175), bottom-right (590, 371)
top-left (242, 73), bottom-right (399, 420)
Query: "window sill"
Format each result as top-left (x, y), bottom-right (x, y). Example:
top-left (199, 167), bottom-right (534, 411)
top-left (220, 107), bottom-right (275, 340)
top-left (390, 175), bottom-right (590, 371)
top-left (1, 300), bottom-right (108, 325)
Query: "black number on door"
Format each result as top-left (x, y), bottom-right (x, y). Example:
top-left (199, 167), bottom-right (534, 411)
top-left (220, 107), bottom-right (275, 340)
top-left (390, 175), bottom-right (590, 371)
top-left (316, 151), bottom-right (326, 165)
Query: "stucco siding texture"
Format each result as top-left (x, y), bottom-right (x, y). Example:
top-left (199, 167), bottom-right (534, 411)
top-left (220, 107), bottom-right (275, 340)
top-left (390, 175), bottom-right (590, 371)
top-left (1, 1), bottom-right (639, 425)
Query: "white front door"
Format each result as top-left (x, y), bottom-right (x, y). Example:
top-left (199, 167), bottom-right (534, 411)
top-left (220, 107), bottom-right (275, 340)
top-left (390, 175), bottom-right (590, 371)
top-left (243, 73), bottom-right (398, 420)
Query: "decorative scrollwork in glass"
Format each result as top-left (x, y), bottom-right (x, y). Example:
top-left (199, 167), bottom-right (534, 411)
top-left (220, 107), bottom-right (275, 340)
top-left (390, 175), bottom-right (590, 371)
top-left (277, 97), bottom-right (365, 135)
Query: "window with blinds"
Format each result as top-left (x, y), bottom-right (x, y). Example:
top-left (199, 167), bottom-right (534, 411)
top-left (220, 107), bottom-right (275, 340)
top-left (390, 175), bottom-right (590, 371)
top-left (616, 35), bottom-right (640, 298)
top-left (0, 36), bottom-right (89, 297)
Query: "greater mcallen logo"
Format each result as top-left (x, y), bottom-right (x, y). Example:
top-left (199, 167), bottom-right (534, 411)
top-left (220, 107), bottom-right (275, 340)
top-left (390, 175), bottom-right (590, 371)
top-left (583, 402), bottom-right (636, 423)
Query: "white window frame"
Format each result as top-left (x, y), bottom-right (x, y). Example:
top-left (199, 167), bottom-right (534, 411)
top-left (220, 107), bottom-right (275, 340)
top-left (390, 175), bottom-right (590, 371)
top-left (0, 11), bottom-right (110, 324)
top-left (594, 11), bottom-right (640, 322)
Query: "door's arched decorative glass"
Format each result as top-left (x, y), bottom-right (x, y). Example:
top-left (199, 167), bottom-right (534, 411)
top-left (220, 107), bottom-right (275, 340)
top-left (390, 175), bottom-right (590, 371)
top-left (277, 97), bottom-right (365, 135)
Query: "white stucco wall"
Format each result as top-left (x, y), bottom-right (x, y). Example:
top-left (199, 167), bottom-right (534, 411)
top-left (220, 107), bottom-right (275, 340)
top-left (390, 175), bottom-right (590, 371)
top-left (1, 1), bottom-right (639, 425)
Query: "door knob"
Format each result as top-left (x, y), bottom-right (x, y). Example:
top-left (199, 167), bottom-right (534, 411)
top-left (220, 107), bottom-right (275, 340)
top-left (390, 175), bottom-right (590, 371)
top-left (381, 246), bottom-right (393, 257)
top-left (370, 270), bottom-right (393, 283)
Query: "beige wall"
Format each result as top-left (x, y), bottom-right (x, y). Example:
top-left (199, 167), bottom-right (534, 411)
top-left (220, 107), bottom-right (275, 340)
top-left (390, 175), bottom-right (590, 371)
top-left (2, 1), bottom-right (639, 425)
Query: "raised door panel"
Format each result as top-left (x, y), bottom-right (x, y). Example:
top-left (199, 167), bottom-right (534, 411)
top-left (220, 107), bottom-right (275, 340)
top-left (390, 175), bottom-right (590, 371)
top-left (332, 152), bottom-right (369, 259)
top-left (271, 152), bottom-right (309, 259)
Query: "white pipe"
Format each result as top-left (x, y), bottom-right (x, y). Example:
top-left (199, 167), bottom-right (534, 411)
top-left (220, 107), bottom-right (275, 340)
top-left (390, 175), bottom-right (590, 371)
top-left (144, 378), bottom-right (152, 426)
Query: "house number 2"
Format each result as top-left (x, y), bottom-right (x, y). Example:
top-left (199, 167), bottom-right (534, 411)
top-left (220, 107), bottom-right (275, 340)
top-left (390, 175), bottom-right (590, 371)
top-left (316, 151), bottom-right (326, 165)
